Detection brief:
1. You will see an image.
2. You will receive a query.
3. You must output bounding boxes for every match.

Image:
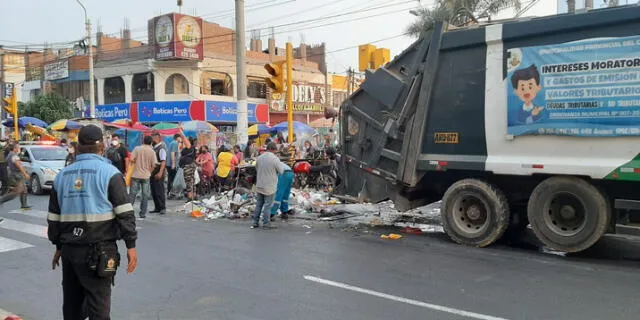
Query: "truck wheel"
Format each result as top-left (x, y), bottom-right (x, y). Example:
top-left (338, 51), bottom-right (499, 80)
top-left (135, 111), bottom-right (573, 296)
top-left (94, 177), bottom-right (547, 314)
top-left (441, 179), bottom-right (510, 247)
top-left (527, 176), bottom-right (609, 253)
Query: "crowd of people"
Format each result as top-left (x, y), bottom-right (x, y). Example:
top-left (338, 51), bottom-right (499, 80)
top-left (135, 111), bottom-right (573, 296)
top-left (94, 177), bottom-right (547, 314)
top-left (63, 125), bottom-right (337, 223)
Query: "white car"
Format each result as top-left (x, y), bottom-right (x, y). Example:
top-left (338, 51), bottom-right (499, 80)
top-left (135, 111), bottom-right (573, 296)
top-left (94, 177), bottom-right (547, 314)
top-left (18, 143), bottom-right (68, 195)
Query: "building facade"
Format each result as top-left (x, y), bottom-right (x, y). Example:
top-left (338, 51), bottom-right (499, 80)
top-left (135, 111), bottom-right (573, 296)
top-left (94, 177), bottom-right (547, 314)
top-left (95, 13), bottom-right (333, 130)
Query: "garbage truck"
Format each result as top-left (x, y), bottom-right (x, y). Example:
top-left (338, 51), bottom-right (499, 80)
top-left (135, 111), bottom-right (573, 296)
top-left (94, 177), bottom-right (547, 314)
top-left (337, 5), bottom-right (640, 253)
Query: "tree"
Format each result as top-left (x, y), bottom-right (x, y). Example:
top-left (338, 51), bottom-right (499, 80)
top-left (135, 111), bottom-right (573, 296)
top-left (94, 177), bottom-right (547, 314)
top-left (19, 93), bottom-right (74, 125)
top-left (406, 0), bottom-right (522, 37)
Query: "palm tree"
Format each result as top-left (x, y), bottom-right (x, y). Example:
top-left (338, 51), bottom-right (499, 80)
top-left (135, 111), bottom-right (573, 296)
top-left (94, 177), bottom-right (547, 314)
top-left (406, 0), bottom-right (522, 37)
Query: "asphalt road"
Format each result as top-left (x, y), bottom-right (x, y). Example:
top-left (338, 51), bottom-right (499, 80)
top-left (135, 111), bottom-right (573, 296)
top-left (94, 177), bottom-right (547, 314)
top-left (1, 194), bottom-right (640, 320)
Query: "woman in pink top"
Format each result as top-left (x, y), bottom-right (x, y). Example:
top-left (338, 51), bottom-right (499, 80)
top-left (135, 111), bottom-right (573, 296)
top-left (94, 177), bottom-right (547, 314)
top-left (196, 145), bottom-right (215, 178)
top-left (233, 145), bottom-right (244, 163)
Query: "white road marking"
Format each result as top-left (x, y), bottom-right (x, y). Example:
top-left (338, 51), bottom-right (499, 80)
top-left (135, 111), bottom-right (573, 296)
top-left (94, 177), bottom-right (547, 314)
top-left (304, 275), bottom-right (509, 320)
top-left (8, 209), bottom-right (48, 219)
top-left (0, 218), bottom-right (47, 239)
top-left (0, 236), bottom-right (34, 253)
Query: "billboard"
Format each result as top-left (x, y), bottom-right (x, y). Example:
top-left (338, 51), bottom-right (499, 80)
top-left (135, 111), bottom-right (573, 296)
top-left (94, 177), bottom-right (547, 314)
top-left (151, 13), bottom-right (204, 61)
top-left (44, 60), bottom-right (69, 81)
top-left (506, 34), bottom-right (640, 137)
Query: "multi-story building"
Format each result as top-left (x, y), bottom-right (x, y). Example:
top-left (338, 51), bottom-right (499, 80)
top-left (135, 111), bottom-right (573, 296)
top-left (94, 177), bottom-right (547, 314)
top-left (22, 45), bottom-right (96, 117)
top-left (94, 13), bottom-right (331, 131)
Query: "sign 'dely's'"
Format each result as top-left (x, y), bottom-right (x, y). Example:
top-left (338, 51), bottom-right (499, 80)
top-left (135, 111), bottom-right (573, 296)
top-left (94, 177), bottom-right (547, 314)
top-left (149, 13), bottom-right (204, 61)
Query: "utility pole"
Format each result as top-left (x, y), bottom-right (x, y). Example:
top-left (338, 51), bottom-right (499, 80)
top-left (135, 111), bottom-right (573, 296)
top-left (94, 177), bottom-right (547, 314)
top-left (286, 42), bottom-right (294, 144)
top-left (0, 52), bottom-right (5, 138)
top-left (235, 0), bottom-right (249, 145)
top-left (76, 0), bottom-right (95, 118)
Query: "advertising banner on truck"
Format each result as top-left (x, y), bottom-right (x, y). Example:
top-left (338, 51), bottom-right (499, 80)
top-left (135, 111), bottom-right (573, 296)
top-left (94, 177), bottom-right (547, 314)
top-left (506, 35), bottom-right (640, 137)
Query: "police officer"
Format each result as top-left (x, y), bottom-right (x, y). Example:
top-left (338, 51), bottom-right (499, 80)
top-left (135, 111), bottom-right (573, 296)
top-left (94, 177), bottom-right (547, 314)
top-left (47, 125), bottom-right (138, 320)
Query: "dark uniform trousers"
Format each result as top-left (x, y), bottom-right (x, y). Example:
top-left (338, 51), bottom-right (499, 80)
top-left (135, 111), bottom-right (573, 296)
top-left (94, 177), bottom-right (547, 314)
top-left (150, 172), bottom-right (166, 211)
top-left (61, 245), bottom-right (113, 320)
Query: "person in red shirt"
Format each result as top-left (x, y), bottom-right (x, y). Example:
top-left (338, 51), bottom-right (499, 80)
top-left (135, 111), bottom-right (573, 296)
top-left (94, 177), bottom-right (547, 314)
top-left (196, 145), bottom-right (215, 178)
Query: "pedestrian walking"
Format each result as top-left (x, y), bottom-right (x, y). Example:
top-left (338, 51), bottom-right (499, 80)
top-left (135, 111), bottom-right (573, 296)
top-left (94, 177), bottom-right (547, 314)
top-left (0, 143), bottom-right (30, 209)
top-left (150, 132), bottom-right (167, 215)
top-left (129, 136), bottom-right (157, 219)
top-left (252, 142), bottom-right (284, 229)
top-left (105, 134), bottom-right (128, 174)
top-left (47, 124), bottom-right (138, 320)
top-left (270, 160), bottom-right (295, 221)
top-left (167, 134), bottom-right (181, 198)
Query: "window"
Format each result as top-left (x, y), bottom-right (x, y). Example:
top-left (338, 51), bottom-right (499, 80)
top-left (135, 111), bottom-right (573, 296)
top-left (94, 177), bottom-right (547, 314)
top-left (165, 73), bottom-right (189, 94)
top-left (247, 77), bottom-right (266, 99)
top-left (104, 76), bottom-right (125, 104)
top-left (132, 72), bottom-right (155, 102)
top-left (201, 72), bottom-right (233, 96)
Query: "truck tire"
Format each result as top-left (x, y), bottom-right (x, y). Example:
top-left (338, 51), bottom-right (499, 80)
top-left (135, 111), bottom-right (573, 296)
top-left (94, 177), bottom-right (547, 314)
top-left (527, 176), bottom-right (609, 253)
top-left (441, 179), bottom-right (510, 247)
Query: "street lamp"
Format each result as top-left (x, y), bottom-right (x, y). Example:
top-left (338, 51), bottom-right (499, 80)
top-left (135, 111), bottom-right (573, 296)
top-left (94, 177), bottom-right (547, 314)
top-left (75, 0), bottom-right (95, 118)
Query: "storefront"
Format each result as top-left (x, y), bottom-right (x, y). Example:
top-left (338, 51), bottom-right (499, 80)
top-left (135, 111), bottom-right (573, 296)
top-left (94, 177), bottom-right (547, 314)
top-left (96, 100), bottom-right (269, 125)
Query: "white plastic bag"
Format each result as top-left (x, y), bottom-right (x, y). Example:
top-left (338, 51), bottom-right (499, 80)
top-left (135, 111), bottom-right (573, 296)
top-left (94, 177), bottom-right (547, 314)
top-left (172, 167), bottom-right (186, 192)
top-left (194, 168), bottom-right (201, 185)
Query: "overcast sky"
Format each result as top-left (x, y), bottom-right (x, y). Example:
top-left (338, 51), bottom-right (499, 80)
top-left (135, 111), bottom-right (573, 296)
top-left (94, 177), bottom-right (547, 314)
top-left (0, 0), bottom-right (428, 74)
top-left (0, 0), bottom-right (616, 74)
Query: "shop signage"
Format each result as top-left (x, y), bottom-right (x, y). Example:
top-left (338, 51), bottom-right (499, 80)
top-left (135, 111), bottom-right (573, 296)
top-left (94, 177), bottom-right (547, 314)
top-left (44, 60), bottom-right (69, 81)
top-left (96, 103), bottom-right (131, 123)
top-left (293, 102), bottom-right (324, 113)
top-left (151, 13), bottom-right (204, 61)
top-left (206, 101), bottom-right (269, 123)
top-left (95, 100), bottom-right (269, 123)
top-left (138, 101), bottom-right (193, 122)
top-left (269, 83), bottom-right (326, 113)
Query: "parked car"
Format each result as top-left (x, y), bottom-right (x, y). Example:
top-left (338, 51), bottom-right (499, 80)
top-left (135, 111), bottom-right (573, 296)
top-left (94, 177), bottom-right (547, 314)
top-left (18, 142), bottom-right (68, 195)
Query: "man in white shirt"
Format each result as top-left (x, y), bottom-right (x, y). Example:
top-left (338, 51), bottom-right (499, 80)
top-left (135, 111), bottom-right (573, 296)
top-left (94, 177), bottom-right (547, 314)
top-left (252, 142), bottom-right (284, 229)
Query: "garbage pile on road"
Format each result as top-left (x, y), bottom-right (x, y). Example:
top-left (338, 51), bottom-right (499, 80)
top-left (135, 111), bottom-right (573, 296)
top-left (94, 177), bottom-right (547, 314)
top-left (173, 186), bottom-right (442, 232)
top-left (175, 188), bottom-right (346, 221)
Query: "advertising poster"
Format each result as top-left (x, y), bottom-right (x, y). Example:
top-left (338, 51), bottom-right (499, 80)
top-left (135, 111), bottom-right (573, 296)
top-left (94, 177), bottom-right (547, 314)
top-left (152, 13), bottom-right (203, 61)
top-left (174, 14), bottom-right (204, 60)
top-left (506, 35), bottom-right (640, 137)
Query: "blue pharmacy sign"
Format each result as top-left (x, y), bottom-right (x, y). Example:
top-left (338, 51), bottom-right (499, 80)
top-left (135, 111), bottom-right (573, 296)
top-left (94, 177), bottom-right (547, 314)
top-left (506, 35), bottom-right (640, 137)
top-left (96, 103), bottom-right (130, 122)
top-left (138, 101), bottom-right (192, 122)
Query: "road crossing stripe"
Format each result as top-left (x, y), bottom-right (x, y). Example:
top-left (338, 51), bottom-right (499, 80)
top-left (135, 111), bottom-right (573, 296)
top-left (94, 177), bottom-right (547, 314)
top-left (8, 209), bottom-right (48, 219)
top-left (0, 236), bottom-right (34, 253)
top-left (0, 218), bottom-right (47, 239)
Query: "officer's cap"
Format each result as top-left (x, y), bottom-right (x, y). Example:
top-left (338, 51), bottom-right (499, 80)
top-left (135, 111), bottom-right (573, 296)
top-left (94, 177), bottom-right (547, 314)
top-left (78, 125), bottom-right (104, 145)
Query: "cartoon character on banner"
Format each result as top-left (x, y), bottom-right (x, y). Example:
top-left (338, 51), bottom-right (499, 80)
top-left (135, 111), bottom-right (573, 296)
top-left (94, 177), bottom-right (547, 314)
top-left (510, 64), bottom-right (545, 124)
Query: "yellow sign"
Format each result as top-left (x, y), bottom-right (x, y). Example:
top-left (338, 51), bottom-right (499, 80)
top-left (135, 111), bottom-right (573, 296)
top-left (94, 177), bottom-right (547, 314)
top-left (434, 132), bottom-right (459, 144)
top-left (293, 103), bottom-right (324, 113)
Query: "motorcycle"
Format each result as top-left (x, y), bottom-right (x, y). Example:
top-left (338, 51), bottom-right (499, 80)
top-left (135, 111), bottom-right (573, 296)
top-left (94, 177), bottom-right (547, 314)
top-left (293, 160), bottom-right (338, 191)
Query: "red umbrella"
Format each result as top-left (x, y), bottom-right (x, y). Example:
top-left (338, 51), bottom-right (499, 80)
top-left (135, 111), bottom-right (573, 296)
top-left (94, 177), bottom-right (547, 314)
top-left (104, 119), bottom-right (150, 132)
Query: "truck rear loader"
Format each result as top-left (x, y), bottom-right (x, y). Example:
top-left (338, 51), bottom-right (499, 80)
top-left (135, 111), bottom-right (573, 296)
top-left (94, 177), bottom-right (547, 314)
top-left (338, 6), bottom-right (640, 253)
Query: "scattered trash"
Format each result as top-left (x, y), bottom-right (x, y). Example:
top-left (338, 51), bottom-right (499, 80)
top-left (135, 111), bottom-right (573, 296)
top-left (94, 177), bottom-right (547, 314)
top-left (401, 227), bottom-right (424, 235)
top-left (303, 225), bottom-right (312, 229)
top-left (381, 233), bottom-right (403, 240)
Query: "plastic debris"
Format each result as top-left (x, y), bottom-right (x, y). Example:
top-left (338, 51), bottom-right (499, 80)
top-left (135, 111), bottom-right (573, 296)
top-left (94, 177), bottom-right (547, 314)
top-left (380, 233), bottom-right (403, 240)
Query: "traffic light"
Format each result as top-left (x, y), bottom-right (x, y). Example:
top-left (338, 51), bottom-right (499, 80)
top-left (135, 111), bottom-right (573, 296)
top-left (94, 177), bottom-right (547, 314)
top-left (264, 61), bottom-right (286, 94)
top-left (2, 91), bottom-right (17, 116)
